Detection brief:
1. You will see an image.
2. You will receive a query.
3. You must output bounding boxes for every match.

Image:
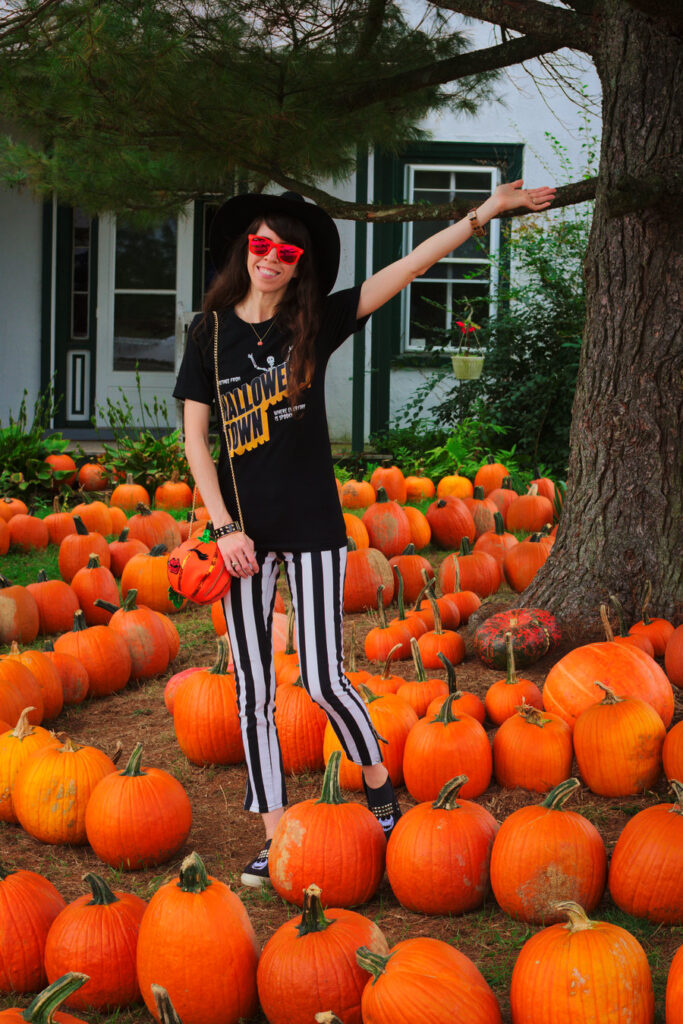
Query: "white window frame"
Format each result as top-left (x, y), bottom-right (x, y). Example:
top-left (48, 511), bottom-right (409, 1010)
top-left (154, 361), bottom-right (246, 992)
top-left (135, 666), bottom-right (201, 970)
top-left (401, 162), bottom-right (501, 351)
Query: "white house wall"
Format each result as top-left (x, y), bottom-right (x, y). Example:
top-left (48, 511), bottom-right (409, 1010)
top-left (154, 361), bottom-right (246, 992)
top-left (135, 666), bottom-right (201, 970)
top-left (0, 187), bottom-right (43, 425)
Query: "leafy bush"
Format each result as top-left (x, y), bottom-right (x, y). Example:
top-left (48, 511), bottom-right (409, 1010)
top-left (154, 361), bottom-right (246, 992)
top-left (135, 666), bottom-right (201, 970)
top-left (98, 372), bottom-right (190, 489)
top-left (0, 387), bottom-right (73, 501)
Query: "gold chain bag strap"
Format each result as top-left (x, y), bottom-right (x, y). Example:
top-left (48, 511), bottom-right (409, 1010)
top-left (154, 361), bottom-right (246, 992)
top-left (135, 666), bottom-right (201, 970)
top-left (212, 309), bottom-right (245, 532)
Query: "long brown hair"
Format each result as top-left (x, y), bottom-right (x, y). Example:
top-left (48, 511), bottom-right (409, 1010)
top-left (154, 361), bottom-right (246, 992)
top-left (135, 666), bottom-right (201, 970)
top-left (202, 213), bottom-right (323, 411)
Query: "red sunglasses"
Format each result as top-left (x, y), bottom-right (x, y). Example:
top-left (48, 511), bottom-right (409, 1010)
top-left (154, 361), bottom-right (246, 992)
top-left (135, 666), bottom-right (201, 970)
top-left (248, 234), bottom-right (304, 265)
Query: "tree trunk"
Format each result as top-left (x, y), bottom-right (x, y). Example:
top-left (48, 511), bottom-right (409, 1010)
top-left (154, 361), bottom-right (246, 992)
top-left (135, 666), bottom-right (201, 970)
top-left (522, 0), bottom-right (683, 638)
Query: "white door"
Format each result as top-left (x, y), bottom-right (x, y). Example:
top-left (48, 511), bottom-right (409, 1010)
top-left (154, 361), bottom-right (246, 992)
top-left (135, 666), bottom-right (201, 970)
top-left (95, 209), bottom-right (195, 428)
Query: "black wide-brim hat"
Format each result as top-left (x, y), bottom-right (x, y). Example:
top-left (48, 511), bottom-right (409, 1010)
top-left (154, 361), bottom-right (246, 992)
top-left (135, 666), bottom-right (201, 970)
top-left (209, 191), bottom-right (341, 295)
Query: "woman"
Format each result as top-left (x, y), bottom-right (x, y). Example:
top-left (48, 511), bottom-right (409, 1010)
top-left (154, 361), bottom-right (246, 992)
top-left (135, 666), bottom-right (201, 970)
top-left (173, 180), bottom-right (555, 886)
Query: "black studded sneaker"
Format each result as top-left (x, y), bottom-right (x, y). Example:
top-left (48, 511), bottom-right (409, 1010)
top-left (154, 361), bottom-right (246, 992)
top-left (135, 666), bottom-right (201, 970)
top-left (363, 776), bottom-right (402, 840)
top-left (240, 839), bottom-right (272, 887)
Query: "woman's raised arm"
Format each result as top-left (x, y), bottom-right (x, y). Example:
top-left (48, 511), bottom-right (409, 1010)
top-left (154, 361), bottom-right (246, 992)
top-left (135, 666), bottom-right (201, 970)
top-left (356, 179), bottom-right (556, 320)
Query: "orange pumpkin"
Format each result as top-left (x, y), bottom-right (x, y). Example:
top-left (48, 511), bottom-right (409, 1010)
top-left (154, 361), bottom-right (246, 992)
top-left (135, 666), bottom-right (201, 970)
top-left (121, 545), bottom-right (186, 614)
top-left (0, 576), bottom-right (40, 645)
top-left (8, 514), bottom-right (49, 553)
top-left (53, 610), bottom-right (132, 697)
top-left (25, 571), bottom-right (80, 635)
top-left (493, 704), bottom-right (573, 792)
top-left (425, 495), bottom-right (475, 549)
top-left (343, 512), bottom-right (370, 549)
top-left (136, 852), bottom-right (259, 1024)
top-left (43, 497), bottom-right (77, 546)
top-left (7, 643), bottom-right (63, 720)
top-left (274, 679), bottom-right (327, 774)
top-left (473, 457), bottom-right (509, 495)
top-left (505, 484), bottom-right (554, 534)
top-left (484, 631), bottom-right (543, 725)
top-left (664, 623), bottom-right (683, 689)
top-left (44, 873), bottom-right (147, 1009)
top-left (78, 462), bottom-right (109, 491)
top-left (404, 474), bottom-right (435, 501)
top-left (70, 553), bottom-right (120, 625)
top-left (110, 473), bottom-right (150, 511)
top-left (510, 901), bottom-right (654, 1022)
top-left (340, 479), bottom-right (375, 509)
top-left (13, 737), bottom-right (116, 845)
top-left (154, 471), bottom-right (193, 510)
top-left (490, 778), bottom-right (606, 924)
top-left (663, 720), bottom-right (683, 780)
top-left (0, 709), bottom-right (60, 823)
top-left (370, 465), bottom-right (407, 504)
top-left (58, 516), bottom-right (111, 582)
top-left (436, 468), bottom-right (474, 500)
top-left (269, 751), bottom-right (386, 907)
top-left (127, 504), bottom-right (181, 551)
top-left (362, 488), bottom-right (411, 558)
top-left (70, 499), bottom-right (113, 537)
top-left (343, 540), bottom-right (394, 612)
top-left (173, 637), bottom-right (243, 766)
top-left (402, 694), bottom-right (492, 801)
top-left (402, 504), bottom-right (431, 550)
top-left (0, 867), bottom-right (66, 993)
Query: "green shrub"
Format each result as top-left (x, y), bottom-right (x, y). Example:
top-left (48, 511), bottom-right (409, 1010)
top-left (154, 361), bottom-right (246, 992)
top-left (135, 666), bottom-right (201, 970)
top-left (0, 387), bottom-right (72, 502)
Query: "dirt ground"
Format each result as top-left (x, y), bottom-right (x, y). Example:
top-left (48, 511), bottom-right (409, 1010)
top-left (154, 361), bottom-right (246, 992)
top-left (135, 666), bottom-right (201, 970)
top-left (1, 588), bottom-right (682, 1023)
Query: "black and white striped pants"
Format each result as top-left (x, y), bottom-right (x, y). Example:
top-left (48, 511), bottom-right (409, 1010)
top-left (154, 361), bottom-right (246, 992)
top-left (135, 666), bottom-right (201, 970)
top-left (222, 546), bottom-right (383, 813)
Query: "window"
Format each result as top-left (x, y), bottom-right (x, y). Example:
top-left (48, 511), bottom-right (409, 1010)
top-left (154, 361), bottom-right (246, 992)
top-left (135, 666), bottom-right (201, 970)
top-left (71, 210), bottom-right (92, 340)
top-left (402, 164), bottom-right (500, 351)
top-left (113, 218), bottom-right (177, 372)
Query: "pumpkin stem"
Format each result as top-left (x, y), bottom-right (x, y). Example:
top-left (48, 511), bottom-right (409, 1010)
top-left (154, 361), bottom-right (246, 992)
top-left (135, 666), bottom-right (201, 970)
top-left (356, 946), bottom-right (392, 982)
top-left (380, 644), bottom-right (402, 679)
top-left (599, 604), bottom-right (615, 642)
top-left (0, 863), bottom-right (16, 880)
top-left (21, 973), bottom-right (89, 1023)
top-left (93, 598), bottom-right (119, 614)
top-left (554, 901), bottom-right (594, 932)
top-left (516, 704), bottom-right (552, 727)
top-left (10, 707), bottom-right (36, 740)
top-left (120, 742), bottom-right (146, 777)
top-left (116, 527), bottom-right (130, 542)
top-left (493, 511), bottom-right (505, 536)
top-left (136, 503), bottom-right (153, 516)
top-left (43, 640), bottom-right (55, 652)
top-left (120, 589), bottom-right (139, 612)
top-left (392, 565), bottom-right (407, 619)
top-left (178, 851), bottom-right (211, 893)
top-left (317, 751), bottom-right (347, 805)
top-left (458, 537), bottom-right (473, 556)
top-left (451, 555), bottom-right (461, 593)
top-left (296, 884), bottom-right (334, 936)
top-left (211, 635), bottom-right (231, 675)
top-left (151, 985), bottom-right (183, 1024)
top-left (72, 515), bottom-right (89, 535)
top-left (504, 631), bottom-right (519, 685)
top-left (82, 872), bottom-right (119, 906)
top-left (421, 570), bottom-right (442, 635)
top-left (608, 594), bottom-right (630, 636)
top-left (375, 586), bottom-right (388, 629)
top-left (71, 609), bottom-right (89, 632)
top-left (347, 537), bottom-right (357, 552)
top-left (37, 569), bottom-right (49, 583)
top-left (149, 544), bottom-right (168, 556)
top-left (60, 737), bottom-right (81, 753)
top-left (472, 485), bottom-right (485, 500)
top-left (432, 774), bottom-right (469, 810)
top-left (85, 553), bottom-right (101, 569)
top-left (375, 487), bottom-right (390, 504)
top-left (594, 680), bottom-right (621, 704)
top-left (10, 640), bottom-right (20, 655)
top-left (668, 779), bottom-right (683, 814)
top-left (541, 777), bottom-right (581, 810)
top-left (411, 580), bottom-right (429, 613)
top-left (409, 636), bottom-right (428, 683)
top-left (401, 542), bottom-right (416, 555)
top-left (432, 692), bottom-right (459, 726)
top-left (437, 652), bottom-right (460, 695)
top-left (0, 573), bottom-right (15, 590)
top-left (285, 604), bottom-right (296, 655)
top-left (315, 1014), bottom-right (344, 1024)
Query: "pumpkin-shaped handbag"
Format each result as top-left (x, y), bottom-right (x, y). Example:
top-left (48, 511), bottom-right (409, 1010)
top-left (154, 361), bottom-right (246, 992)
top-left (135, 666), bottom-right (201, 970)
top-left (167, 528), bottom-right (231, 606)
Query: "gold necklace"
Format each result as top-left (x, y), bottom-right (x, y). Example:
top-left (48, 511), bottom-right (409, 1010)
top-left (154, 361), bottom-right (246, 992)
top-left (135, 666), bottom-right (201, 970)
top-left (248, 317), bottom-right (277, 347)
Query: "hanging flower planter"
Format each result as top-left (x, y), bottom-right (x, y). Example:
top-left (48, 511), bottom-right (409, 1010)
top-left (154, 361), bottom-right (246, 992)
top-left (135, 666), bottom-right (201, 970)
top-left (451, 305), bottom-right (485, 379)
top-left (451, 352), bottom-right (485, 380)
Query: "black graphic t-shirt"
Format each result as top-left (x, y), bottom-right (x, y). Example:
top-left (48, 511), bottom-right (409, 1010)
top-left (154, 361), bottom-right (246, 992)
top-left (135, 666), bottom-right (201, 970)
top-left (173, 285), bottom-right (368, 552)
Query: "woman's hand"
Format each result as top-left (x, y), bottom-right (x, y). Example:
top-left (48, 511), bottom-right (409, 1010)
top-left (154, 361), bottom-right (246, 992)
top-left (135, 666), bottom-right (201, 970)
top-left (492, 179), bottom-right (556, 216)
top-left (217, 531), bottom-right (259, 579)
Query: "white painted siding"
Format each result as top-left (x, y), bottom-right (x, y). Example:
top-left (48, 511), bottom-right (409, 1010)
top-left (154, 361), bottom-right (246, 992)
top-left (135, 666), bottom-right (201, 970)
top-left (0, 188), bottom-right (43, 424)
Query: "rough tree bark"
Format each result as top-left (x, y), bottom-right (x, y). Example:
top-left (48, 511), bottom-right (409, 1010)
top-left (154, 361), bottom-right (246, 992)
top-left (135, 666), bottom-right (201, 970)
top-left (522, 0), bottom-right (683, 636)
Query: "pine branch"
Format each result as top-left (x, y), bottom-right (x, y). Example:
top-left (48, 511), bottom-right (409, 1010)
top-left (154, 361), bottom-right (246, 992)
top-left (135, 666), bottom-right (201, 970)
top-left (266, 168), bottom-right (598, 221)
top-left (342, 33), bottom-right (563, 112)
top-left (428, 0), bottom-right (594, 52)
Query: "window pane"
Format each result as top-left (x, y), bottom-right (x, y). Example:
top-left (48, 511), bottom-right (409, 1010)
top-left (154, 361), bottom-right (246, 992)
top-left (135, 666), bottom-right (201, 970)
top-left (203, 203), bottom-right (220, 295)
top-left (449, 282), bottom-right (490, 319)
top-left (408, 282), bottom-right (449, 348)
top-left (414, 189), bottom-right (454, 206)
top-left (412, 220), bottom-right (451, 247)
top-left (113, 294), bottom-right (175, 372)
top-left (418, 260), bottom-right (490, 282)
top-left (115, 219), bottom-right (177, 289)
top-left (413, 170), bottom-right (451, 189)
top-left (456, 171), bottom-right (493, 191)
top-left (72, 293), bottom-right (88, 339)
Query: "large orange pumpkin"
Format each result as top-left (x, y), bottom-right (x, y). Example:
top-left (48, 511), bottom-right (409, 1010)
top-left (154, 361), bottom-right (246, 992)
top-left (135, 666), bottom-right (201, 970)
top-left (510, 902), bottom-right (654, 1023)
top-left (357, 936), bottom-right (502, 1024)
top-left (370, 465), bottom-right (407, 503)
top-left (136, 851), bottom-right (260, 1024)
top-left (257, 883), bottom-right (389, 1024)
top-left (269, 751), bottom-right (386, 908)
top-left (13, 737), bottom-right (116, 845)
top-left (0, 867), bottom-right (66, 993)
top-left (667, 944), bottom-right (683, 1024)
top-left (343, 541), bottom-right (394, 612)
top-left (402, 694), bottom-right (492, 801)
top-left (173, 637), bottom-right (243, 766)
top-left (489, 779), bottom-right (607, 924)
top-left (543, 640), bottom-right (674, 728)
top-left (54, 610), bottom-right (132, 697)
top-left (44, 873), bottom-right (147, 1009)
top-left (0, 576), bottom-right (40, 645)
top-left (85, 742), bottom-right (192, 870)
top-left (361, 489), bottom-right (411, 558)
top-left (0, 709), bottom-right (60, 823)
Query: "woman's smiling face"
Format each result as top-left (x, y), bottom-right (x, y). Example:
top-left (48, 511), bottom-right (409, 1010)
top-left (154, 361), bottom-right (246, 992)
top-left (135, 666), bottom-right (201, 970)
top-left (245, 220), bottom-right (299, 301)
